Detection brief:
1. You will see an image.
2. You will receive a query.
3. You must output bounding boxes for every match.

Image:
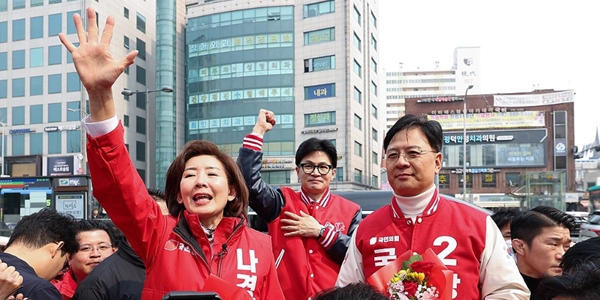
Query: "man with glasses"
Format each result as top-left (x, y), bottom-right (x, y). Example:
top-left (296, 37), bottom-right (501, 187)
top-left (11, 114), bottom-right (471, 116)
top-left (0, 208), bottom-right (78, 299)
top-left (52, 220), bottom-right (116, 300)
top-left (336, 114), bottom-right (530, 299)
top-left (237, 109), bottom-right (362, 300)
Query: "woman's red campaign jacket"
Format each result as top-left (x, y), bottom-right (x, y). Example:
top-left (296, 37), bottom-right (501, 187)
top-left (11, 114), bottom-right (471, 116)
top-left (86, 123), bottom-right (284, 300)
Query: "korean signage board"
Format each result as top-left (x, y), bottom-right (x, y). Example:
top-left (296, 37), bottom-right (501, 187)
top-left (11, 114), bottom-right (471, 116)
top-left (428, 111), bottom-right (545, 130)
top-left (47, 156), bottom-right (74, 176)
top-left (493, 90), bottom-right (574, 107)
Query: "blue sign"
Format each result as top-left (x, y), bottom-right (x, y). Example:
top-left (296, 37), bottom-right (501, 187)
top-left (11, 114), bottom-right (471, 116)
top-left (305, 83), bottom-right (335, 100)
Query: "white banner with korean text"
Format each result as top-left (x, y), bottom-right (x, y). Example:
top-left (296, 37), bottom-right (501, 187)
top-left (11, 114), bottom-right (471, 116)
top-left (493, 90), bottom-right (574, 107)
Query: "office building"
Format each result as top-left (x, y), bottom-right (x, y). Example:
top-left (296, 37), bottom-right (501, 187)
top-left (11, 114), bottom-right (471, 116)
top-left (184, 0), bottom-right (381, 190)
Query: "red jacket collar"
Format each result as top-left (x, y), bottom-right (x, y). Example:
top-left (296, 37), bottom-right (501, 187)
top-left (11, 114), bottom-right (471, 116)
top-left (391, 188), bottom-right (442, 219)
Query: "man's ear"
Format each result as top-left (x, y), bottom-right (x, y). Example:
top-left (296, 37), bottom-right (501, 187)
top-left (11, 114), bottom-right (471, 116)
top-left (512, 239), bottom-right (526, 256)
top-left (51, 241), bottom-right (65, 258)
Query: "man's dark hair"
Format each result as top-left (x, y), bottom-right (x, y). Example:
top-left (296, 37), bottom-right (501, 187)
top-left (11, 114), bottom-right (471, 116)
top-left (510, 206), bottom-right (576, 246)
top-left (560, 236), bottom-right (600, 272)
top-left (72, 220), bottom-right (118, 254)
top-left (491, 207), bottom-right (522, 229)
top-left (147, 188), bottom-right (165, 201)
top-left (312, 283), bottom-right (388, 300)
top-left (536, 262), bottom-right (600, 300)
top-left (295, 137), bottom-right (338, 168)
top-left (6, 208), bottom-right (78, 255)
top-left (383, 114), bottom-right (443, 153)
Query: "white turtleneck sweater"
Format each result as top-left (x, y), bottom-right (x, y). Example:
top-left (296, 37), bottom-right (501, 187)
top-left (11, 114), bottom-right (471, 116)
top-left (393, 185), bottom-right (436, 222)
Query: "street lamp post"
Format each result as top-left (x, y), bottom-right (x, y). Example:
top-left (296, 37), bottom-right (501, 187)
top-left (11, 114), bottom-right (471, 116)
top-left (67, 108), bottom-right (88, 174)
top-left (463, 85), bottom-right (474, 203)
top-left (0, 122), bottom-right (6, 177)
top-left (121, 86), bottom-right (173, 185)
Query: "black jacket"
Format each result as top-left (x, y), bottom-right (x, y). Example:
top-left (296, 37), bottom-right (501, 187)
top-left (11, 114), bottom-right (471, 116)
top-left (72, 239), bottom-right (145, 300)
top-left (0, 252), bottom-right (62, 299)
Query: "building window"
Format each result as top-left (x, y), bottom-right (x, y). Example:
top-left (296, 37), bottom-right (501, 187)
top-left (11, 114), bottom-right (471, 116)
top-left (370, 11), bottom-right (377, 28)
top-left (354, 168), bottom-right (363, 183)
top-left (136, 93), bottom-right (146, 109)
top-left (67, 72), bottom-right (81, 92)
top-left (354, 114), bottom-right (362, 130)
top-left (30, 47), bottom-right (44, 67)
top-left (304, 27), bottom-right (335, 45)
top-left (371, 104), bottom-right (378, 119)
top-left (12, 78), bottom-right (25, 97)
top-left (303, 0), bottom-right (334, 18)
top-left (136, 38), bottom-right (146, 60)
top-left (49, 13), bottom-right (62, 36)
top-left (371, 81), bottom-right (378, 96)
top-left (12, 19), bottom-right (25, 41)
top-left (0, 52), bottom-right (6, 70)
top-left (371, 34), bottom-right (377, 50)
top-left (0, 80), bottom-right (6, 98)
top-left (67, 130), bottom-right (81, 153)
top-left (354, 87), bottom-right (362, 104)
top-left (124, 36), bottom-right (130, 49)
top-left (124, 7), bottom-right (129, 19)
top-left (67, 11), bottom-right (79, 34)
top-left (354, 141), bottom-right (362, 157)
top-left (335, 167), bottom-right (344, 181)
top-left (12, 106), bottom-right (25, 125)
top-left (48, 103), bottom-right (62, 122)
top-left (136, 13), bottom-right (146, 33)
top-left (136, 141), bottom-right (146, 162)
top-left (482, 173), bottom-right (497, 188)
top-left (353, 33), bottom-right (361, 52)
top-left (12, 134), bottom-right (25, 156)
top-left (304, 55), bottom-right (335, 72)
top-left (30, 16), bottom-right (44, 39)
top-left (371, 57), bottom-right (378, 73)
top-left (305, 111), bottom-right (336, 127)
top-left (136, 66), bottom-right (146, 85)
top-left (47, 131), bottom-right (62, 154)
top-left (66, 101), bottom-right (81, 121)
top-left (48, 74), bottom-right (62, 94)
top-left (30, 133), bottom-right (43, 155)
top-left (372, 175), bottom-right (378, 187)
top-left (30, 76), bottom-right (43, 96)
top-left (506, 172), bottom-right (520, 188)
top-left (13, 0), bottom-right (25, 9)
top-left (123, 115), bottom-right (129, 127)
top-left (49, 0), bottom-right (61, 4)
top-left (372, 128), bottom-right (378, 141)
top-left (262, 170), bottom-right (291, 184)
top-left (136, 116), bottom-right (146, 134)
top-left (372, 151), bottom-right (378, 164)
top-left (12, 50), bottom-right (25, 69)
top-left (48, 45), bottom-right (62, 65)
top-left (353, 60), bottom-right (362, 78)
top-left (0, 22), bottom-right (6, 43)
top-left (31, 0), bottom-right (44, 6)
top-left (460, 174), bottom-right (472, 189)
top-left (304, 83), bottom-right (335, 100)
top-left (353, 5), bottom-right (361, 25)
top-left (439, 174), bottom-right (450, 189)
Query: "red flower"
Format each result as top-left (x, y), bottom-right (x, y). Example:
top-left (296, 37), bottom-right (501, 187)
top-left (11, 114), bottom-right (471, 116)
top-left (410, 261), bottom-right (435, 278)
top-left (404, 281), bottom-right (418, 296)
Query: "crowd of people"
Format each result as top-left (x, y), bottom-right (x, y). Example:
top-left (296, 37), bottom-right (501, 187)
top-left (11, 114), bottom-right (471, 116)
top-left (0, 7), bottom-right (599, 300)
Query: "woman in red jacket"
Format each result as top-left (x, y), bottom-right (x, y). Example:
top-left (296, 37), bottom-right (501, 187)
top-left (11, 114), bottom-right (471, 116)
top-left (58, 8), bottom-right (284, 300)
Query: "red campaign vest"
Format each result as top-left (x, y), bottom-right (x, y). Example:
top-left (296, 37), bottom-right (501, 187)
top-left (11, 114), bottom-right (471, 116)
top-left (51, 269), bottom-right (77, 300)
top-left (355, 192), bottom-right (487, 300)
top-left (267, 188), bottom-right (360, 300)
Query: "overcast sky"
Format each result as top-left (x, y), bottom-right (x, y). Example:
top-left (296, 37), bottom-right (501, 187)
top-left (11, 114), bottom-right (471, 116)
top-left (379, 0), bottom-right (598, 148)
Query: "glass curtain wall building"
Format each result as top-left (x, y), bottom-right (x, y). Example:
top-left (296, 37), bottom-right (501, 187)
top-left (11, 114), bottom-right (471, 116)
top-left (185, 0), bottom-right (381, 189)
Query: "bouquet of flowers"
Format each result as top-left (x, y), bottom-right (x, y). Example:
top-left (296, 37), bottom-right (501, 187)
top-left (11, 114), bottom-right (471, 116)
top-left (367, 248), bottom-right (453, 300)
top-left (387, 253), bottom-right (438, 299)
